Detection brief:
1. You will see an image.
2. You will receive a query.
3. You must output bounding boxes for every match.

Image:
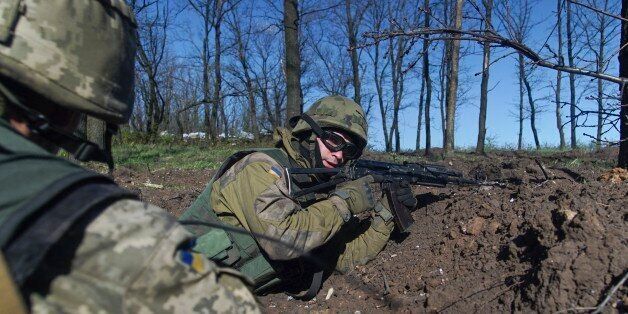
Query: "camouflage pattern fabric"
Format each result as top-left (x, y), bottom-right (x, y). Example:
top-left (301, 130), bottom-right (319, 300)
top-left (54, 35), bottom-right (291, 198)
top-left (0, 0), bottom-right (136, 124)
top-left (28, 199), bottom-right (260, 313)
top-left (0, 122), bottom-right (261, 313)
top-left (210, 127), bottom-right (393, 272)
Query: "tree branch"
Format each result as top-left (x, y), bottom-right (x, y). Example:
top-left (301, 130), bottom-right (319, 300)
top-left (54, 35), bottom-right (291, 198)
top-left (361, 27), bottom-right (628, 85)
top-left (568, 0), bottom-right (628, 23)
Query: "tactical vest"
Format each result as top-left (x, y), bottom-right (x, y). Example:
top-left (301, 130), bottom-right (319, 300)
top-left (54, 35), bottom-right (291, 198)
top-left (0, 124), bottom-right (136, 306)
top-left (179, 148), bottom-right (321, 296)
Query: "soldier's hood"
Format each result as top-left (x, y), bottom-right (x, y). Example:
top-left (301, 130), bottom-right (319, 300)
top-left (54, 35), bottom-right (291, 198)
top-left (273, 127), bottom-right (311, 169)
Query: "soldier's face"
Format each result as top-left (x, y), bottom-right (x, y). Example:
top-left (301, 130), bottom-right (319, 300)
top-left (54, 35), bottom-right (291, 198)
top-left (316, 130), bottom-right (352, 168)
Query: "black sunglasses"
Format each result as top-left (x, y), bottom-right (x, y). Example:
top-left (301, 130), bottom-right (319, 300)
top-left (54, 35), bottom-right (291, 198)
top-left (297, 114), bottom-right (360, 159)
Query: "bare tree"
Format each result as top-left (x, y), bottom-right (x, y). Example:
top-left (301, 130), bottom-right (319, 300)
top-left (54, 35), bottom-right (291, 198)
top-left (577, 0), bottom-right (620, 149)
top-left (566, 0), bottom-right (578, 148)
top-left (252, 29), bottom-right (285, 130)
top-left (365, 0), bottom-right (392, 151)
top-left (498, 0), bottom-right (542, 149)
top-left (619, 0), bottom-right (627, 167)
top-left (517, 54), bottom-right (525, 149)
top-left (422, 0), bottom-right (433, 156)
top-left (416, 65), bottom-right (425, 152)
top-left (345, 0), bottom-right (368, 105)
top-left (305, 24), bottom-right (353, 95)
top-left (387, 0), bottom-right (414, 153)
top-left (554, 0), bottom-right (567, 150)
top-left (213, 0), bottom-right (225, 138)
top-left (443, 0), bottom-right (463, 156)
top-left (133, 0), bottom-right (172, 138)
top-left (476, 0), bottom-right (494, 155)
top-left (227, 3), bottom-right (260, 140)
top-left (186, 0), bottom-right (216, 139)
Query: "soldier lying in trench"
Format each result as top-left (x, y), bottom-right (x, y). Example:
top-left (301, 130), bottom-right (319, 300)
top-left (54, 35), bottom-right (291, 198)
top-left (180, 95), bottom-right (417, 299)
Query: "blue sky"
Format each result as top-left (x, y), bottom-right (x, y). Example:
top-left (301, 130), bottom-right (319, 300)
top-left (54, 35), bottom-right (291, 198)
top-left (167, 0), bottom-right (622, 150)
top-left (302, 0), bottom-right (622, 151)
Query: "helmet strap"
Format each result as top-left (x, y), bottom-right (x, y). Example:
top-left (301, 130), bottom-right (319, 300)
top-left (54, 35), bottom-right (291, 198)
top-left (0, 81), bottom-right (115, 171)
top-left (298, 114), bottom-right (327, 138)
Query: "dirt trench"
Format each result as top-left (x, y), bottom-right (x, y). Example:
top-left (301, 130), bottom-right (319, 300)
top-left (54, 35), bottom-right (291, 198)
top-left (114, 149), bottom-right (627, 313)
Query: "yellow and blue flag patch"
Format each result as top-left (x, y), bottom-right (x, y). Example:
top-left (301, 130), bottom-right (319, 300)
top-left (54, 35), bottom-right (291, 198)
top-left (178, 250), bottom-right (208, 273)
top-left (268, 165), bottom-right (283, 179)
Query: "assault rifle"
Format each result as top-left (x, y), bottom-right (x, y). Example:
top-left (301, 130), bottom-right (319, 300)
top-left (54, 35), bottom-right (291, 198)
top-left (289, 159), bottom-right (494, 233)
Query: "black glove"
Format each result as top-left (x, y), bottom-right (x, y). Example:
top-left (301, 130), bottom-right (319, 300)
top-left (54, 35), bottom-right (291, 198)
top-left (395, 183), bottom-right (417, 208)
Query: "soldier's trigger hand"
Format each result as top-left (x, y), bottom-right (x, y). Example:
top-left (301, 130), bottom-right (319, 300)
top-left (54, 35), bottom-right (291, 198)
top-left (396, 184), bottom-right (417, 208)
top-left (331, 175), bottom-right (376, 215)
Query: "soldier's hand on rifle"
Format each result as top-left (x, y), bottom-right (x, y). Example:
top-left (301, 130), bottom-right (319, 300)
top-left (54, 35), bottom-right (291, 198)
top-left (396, 183), bottom-right (417, 209)
top-left (331, 175), bottom-right (376, 215)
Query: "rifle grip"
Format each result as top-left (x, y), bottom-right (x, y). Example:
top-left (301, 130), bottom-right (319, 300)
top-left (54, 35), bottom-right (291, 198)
top-left (383, 182), bottom-right (415, 233)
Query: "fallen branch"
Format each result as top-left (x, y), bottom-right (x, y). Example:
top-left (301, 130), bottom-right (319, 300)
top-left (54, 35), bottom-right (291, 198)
top-left (535, 158), bottom-right (551, 181)
top-left (592, 271), bottom-right (628, 314)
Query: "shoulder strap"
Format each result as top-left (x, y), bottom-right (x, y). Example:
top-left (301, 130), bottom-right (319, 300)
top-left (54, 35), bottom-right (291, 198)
top-left (1, 171), bottom-right (136, 287)
top-left (0, 171), bottom-right (101, 247)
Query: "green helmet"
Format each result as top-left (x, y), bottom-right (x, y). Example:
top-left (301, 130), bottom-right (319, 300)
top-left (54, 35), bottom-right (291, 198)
top-left (0, 0), bottom-right (137, 124)
top-left (291, 95), bottom-right (368, 150)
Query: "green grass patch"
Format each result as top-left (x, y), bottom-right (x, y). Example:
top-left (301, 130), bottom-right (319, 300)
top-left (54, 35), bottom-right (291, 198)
top-left (113, 141), bottom-right (270, 170)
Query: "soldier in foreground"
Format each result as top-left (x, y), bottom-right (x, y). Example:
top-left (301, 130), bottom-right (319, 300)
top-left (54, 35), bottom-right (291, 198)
top-left (180, 95), bottom-right (417, 298)
top-left (0, 1), bottom-right (259, 312)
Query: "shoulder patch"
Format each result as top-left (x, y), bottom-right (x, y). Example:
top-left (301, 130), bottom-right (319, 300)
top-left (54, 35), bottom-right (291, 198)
top-left (178, 250), bottom-right (208, 274)
top-left (268, 166), bottom-right (283, 179)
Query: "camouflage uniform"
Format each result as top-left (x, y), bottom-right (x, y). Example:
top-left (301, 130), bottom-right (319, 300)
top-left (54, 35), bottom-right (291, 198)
top-left (182, 96), bottom-right (394, 293)
top-left (0, 1), bottom-right (260, 312)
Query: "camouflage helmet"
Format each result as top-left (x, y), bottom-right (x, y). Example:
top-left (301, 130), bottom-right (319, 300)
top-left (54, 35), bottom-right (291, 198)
top-left (292, 95), bottom-right (368, 149)
top-left (0, 0), bottom-right (137, 124)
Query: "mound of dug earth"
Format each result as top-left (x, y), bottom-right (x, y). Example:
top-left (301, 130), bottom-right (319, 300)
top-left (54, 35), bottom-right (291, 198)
top-left (258, 151), bottom-right (627, 312)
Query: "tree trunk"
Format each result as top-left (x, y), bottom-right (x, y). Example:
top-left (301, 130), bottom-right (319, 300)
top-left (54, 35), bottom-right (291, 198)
top-left (618, 1), bottom-right (627, 168)
top-left (389, 38), bottom-right (398, 152)
top-left (522, 70), bottom-right (540, 149)
top-left (211, 0), bottom-right (223, 140)
top-left (518, 54), bottom-right (524, 150)
top-left (476, 0), bottom-right (492, 155)
top-left (373, 40), bottom-right (390, 151)
top-left (439, 0), bottom-right (450, 148)
top-left (439, 57), bottom-right (447, 149)
top-left (443, 0), bottom-right (463, 156)
top-left (233, 16), bottom-right (259, 140)
top-left (202, 1), bottom-right (212, 139)
top-left (555, 0), bottom-right (566, 150)
top-left (284, 0), bottom-right (303, 123)
top-left (596, 11), bottom-right (606, 150)
top-left (346, 0), bottom-right (361, 105)
top-left (389, 35), bottom-right (405, 153)
top-left (273, 84), bottom-right (283, 126)
top-left (423, 0), bottom-right (432, 156)
top-left (416, 75), bottom-right (425, 152)
top-left (566, 0), bottom-right (577, 148)
top-left (259, 80), bottom-right (277, 130)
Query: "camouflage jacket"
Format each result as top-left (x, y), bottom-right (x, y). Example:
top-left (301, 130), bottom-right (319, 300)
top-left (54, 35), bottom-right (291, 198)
top-left (0, 121), bottom-right (260, 313)
top-left (210, 127), bottom-right (394, 274)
